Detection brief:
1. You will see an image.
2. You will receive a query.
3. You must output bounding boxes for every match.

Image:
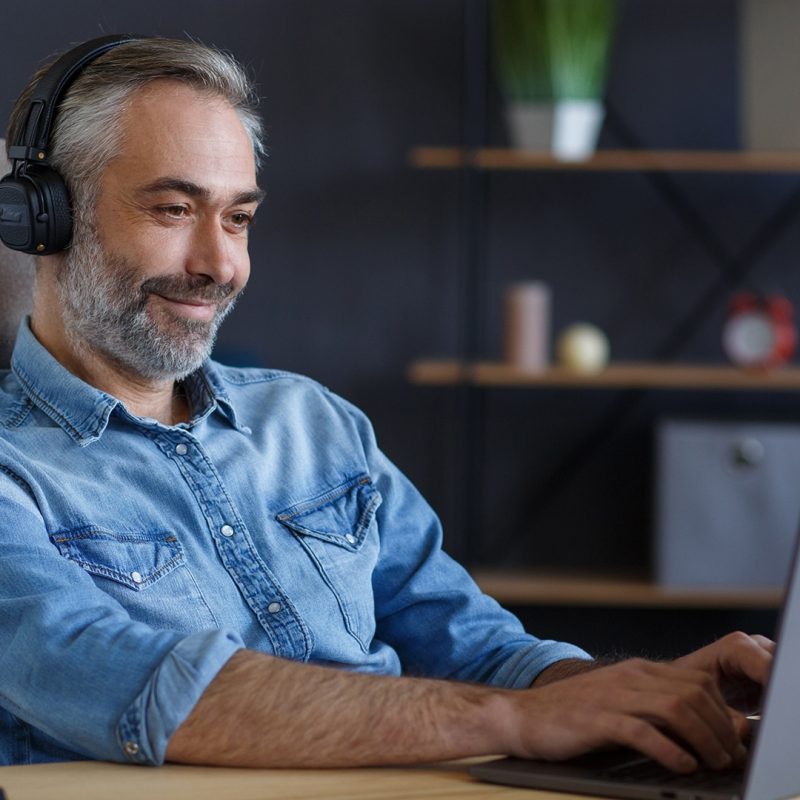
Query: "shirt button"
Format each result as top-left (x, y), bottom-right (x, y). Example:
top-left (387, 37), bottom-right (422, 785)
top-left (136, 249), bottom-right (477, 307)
top-left (220, 524), bottom-right (235, 537)
top-left (241, 426), bottom-right (252, 435)
top-left (130, 571), bottom-right (143, 584)
top-left (267, 602), bottom-right (282, 614)
top-left (124, 741), bottom-right (140, 756)
top-left (175, 443), bottom-right (188, 455)
top-left (345, 534), bottom-right (356, 545)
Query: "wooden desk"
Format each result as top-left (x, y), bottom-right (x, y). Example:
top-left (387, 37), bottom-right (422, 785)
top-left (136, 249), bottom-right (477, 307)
top-left (0, 759), bottom-right (575, 800)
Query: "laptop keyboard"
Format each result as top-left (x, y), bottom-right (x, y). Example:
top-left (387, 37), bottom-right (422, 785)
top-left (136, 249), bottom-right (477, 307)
top-left (603, 756), bottom-right (744, 791)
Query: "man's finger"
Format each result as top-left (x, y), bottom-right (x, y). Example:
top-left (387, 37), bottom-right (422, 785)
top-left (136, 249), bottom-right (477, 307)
top-left (595, 712), bottom-right (698, 774)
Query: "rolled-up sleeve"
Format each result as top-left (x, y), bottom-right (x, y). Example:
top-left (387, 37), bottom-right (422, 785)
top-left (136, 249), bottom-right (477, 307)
top-left (0, 480), bottom-right (244, 764)
top-left (116, 628), bottom-right (244, 764)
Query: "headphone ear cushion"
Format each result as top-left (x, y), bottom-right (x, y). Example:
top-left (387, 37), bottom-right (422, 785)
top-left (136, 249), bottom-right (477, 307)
top-left (0, 175), bottom-right (36, 252)
top-left (29, 165), bottom-right (73, 254)
top-left (0, 166), bottom-right (72, 255)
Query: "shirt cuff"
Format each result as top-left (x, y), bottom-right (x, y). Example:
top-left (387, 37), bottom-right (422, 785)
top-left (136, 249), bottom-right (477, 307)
top-left (488, 640), bottom-right (593, 689)
top-left (116, 628), bottom-right (245, 765)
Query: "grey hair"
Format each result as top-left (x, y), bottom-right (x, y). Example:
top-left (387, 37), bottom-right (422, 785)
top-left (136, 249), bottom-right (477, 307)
top-left (6, 37), bottom-right (265, 214)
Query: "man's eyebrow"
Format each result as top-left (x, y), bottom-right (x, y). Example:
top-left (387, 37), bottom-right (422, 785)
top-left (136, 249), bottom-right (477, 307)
top-left (234, 188), bottom-right (266, 206)
top-left (138, 178), bottom-right (265, 205)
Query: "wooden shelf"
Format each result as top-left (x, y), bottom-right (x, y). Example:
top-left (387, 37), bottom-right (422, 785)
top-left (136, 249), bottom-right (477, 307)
top-left (472, 570), bottom-right (783, 609)
top-left (410, 146), bottom-right (800, 173)
top-left (408, 359), bottom-right (800, 391)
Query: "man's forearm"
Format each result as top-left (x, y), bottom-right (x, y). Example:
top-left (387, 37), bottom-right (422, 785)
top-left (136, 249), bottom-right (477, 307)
top-left (166, 636), bottom-right (767, 772)
top-left (165, 649), bottom-right (511, 767)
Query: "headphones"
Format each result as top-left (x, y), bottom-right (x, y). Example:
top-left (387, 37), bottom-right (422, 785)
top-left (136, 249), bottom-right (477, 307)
top-left (0, 34), bottom-right (140, 255)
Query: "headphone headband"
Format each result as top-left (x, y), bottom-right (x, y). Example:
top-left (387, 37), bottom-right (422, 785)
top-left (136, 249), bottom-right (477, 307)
top-left (8, 34), bottom-right (139, 165)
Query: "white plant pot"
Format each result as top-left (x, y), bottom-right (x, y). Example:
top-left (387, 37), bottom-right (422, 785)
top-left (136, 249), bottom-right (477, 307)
top-left (505, 102), bottom-right (554, 150)
top-left (552, 99), bottom-right (605, 161)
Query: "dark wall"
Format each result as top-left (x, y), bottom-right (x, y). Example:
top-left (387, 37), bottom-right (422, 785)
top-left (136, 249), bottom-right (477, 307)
top-left (2, 1), bottom-right (797, 592)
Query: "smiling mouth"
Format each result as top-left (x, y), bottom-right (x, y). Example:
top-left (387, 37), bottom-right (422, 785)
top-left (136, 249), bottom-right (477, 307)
top-left (153, 294), bottom-right (218, 321)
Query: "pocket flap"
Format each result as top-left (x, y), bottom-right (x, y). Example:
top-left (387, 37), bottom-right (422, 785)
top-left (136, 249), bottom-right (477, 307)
top-left (276, 474), bottom-right (381, 550)
top-left (50, 526), bottom-right (184, 590)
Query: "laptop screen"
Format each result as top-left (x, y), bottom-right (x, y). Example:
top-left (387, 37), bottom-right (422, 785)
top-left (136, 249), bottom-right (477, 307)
top-left (742, 527), bottom-right (800, 800)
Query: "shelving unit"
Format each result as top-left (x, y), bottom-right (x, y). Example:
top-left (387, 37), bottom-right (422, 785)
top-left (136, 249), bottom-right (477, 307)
top-left (406, 1), bottom-right (800, 610)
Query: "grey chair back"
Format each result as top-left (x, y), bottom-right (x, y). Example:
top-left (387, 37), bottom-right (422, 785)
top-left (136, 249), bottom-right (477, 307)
top-left (0, 141), bottom-right (35, 368)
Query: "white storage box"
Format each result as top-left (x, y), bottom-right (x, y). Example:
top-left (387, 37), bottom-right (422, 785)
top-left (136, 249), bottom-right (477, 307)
top-left (655, 419), bottom-right (800, 588)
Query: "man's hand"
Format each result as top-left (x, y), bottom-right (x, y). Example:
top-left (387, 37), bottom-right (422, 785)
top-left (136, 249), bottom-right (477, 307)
top-left (673, 631), bottom-right (774, 714)
top-left (494, 632), bottom-right (774, 775)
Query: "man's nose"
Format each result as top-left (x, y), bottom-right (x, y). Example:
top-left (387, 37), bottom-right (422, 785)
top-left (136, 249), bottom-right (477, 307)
top-left (186, 218), bottom-right (238, 285)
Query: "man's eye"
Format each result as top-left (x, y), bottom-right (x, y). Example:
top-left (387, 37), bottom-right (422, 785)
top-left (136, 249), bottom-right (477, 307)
top-left (159, 205), bottom-right (188, 218)
top-left (229, 212), bottom-right (254, 229)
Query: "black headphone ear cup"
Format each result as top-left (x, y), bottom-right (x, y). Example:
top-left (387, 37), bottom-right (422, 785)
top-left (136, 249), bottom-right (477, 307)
top-left (0, 166), bottom-right (73, 255)
top-left (33, 166), bottom-right (73, 253)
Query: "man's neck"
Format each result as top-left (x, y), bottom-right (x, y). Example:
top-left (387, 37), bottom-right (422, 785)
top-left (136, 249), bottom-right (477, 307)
top-left (77, 360), bottom-right (192, 425)
top-left (30, 301), bottom-right (191, 427)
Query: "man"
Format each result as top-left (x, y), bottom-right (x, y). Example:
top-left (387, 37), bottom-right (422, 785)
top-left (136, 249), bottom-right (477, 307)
top-left (0, 36), bottom-right (773, 771)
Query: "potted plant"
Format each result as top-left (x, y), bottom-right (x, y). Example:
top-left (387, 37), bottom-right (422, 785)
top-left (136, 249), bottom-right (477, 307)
top-left (492, 0), bottom-right (617, 160)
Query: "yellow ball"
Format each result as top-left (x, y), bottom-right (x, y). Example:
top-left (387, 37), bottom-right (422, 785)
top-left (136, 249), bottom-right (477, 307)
top-left (557, 323), bottom-right (610, 372)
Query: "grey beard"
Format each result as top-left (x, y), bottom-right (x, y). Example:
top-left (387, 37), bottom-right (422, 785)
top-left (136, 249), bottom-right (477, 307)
top-left (56, 222), bottom-right (237, 382)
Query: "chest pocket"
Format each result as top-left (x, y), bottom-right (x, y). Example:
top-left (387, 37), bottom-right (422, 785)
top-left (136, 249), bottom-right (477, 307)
top-left (276, 475), bottom-right (382, 651)
top-left (50, 525), bottom-right (217, 631)
top-left (51, 526), bottom-right (183, 589)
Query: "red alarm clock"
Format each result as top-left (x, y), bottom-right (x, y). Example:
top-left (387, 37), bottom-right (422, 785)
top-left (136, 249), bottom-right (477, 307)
top-left (722, 293), bottom-right (796, 369)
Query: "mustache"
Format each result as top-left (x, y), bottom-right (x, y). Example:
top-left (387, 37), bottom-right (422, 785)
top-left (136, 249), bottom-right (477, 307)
top-left (139, 275), bottom-right (236, 305)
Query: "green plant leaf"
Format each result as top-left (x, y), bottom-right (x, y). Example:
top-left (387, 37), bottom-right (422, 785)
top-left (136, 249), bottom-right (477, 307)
top-left (491, 0), bottom-right (617, 102)
top-left (492, 0), bottom-right (551, 101)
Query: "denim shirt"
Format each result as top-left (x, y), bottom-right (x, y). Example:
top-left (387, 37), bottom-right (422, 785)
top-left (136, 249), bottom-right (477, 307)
top-left (0, 320), bottom-right (590, 766)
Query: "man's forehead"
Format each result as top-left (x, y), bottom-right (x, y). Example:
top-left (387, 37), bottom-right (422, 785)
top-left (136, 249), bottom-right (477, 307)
top-left (103, 81), bottom-right (259, 200)
top-left (120, 82), bottom-right (252, 150)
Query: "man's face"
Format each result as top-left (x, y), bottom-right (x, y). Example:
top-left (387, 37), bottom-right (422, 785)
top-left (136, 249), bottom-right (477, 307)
top-left (58, 80), bottom-right (262, 381)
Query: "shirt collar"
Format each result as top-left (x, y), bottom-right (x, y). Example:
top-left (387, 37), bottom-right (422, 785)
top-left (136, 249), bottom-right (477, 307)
top-left (182, 360), bottom-right (243, 431)
top-left (11, 318), bottom-right (243, 445)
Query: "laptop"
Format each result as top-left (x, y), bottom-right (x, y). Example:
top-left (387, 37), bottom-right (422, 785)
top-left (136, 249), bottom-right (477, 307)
top-left (470, 531), bottom-right (800, 800)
